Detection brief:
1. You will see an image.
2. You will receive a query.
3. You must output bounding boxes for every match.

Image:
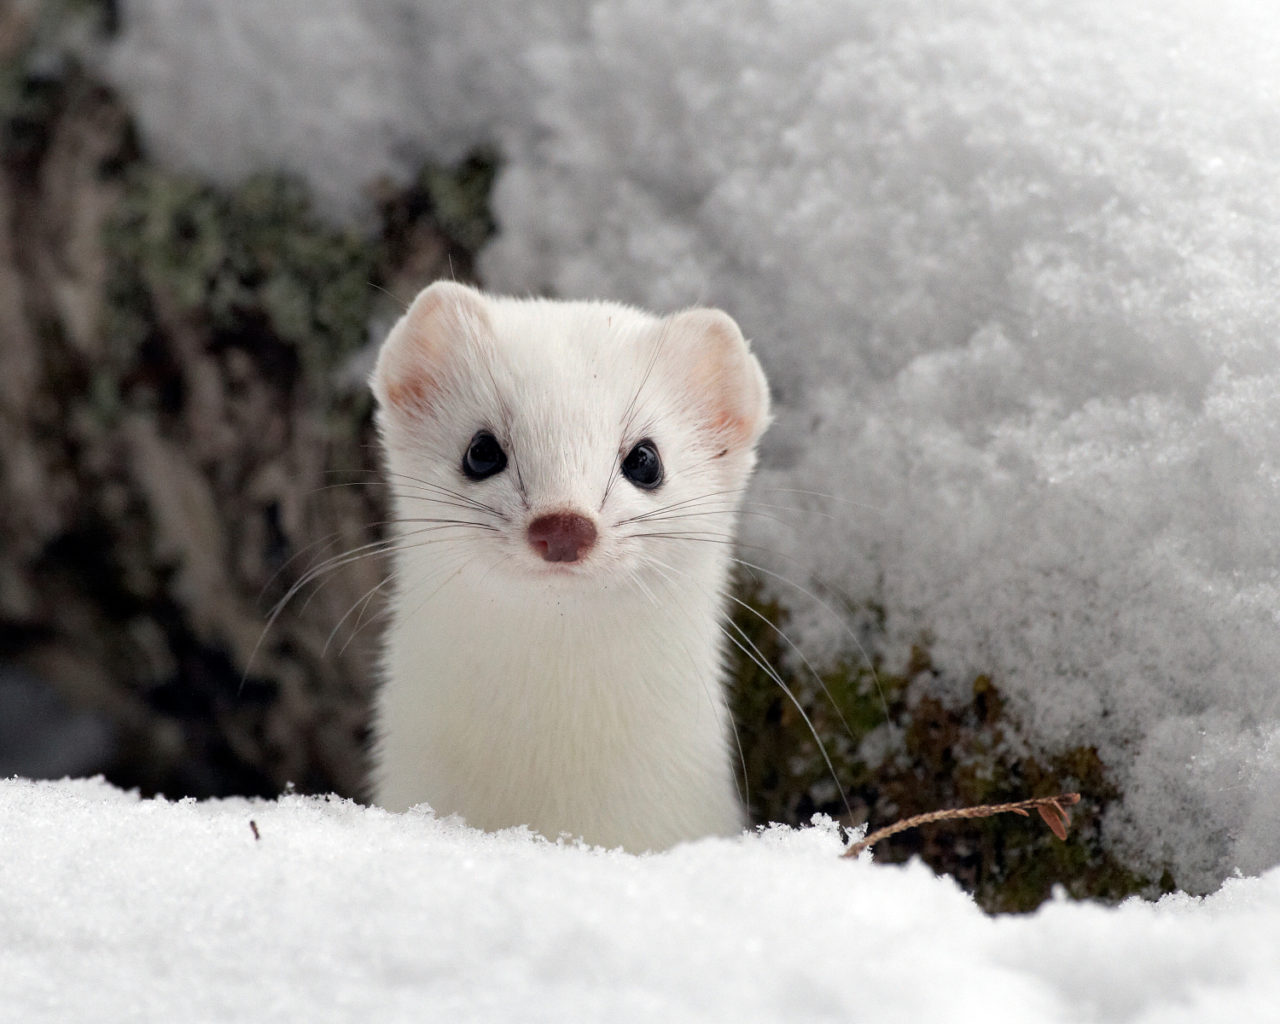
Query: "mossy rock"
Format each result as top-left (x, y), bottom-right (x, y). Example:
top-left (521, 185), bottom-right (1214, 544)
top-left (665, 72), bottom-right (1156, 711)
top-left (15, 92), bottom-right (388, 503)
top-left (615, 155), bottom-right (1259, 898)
top-left (0, 29), bottom-right (506, 800)
top-left (102, 170), bottom-right (376, 379)
top-left (727, 576), bottom-right (1172, 912)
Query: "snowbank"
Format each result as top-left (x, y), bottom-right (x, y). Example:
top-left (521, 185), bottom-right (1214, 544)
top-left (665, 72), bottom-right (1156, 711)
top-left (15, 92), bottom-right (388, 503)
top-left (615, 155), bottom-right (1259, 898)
top-left (1, 778), bottom-right (1275, 1023)
top-left (105, 1), bottom-right (1280, 889)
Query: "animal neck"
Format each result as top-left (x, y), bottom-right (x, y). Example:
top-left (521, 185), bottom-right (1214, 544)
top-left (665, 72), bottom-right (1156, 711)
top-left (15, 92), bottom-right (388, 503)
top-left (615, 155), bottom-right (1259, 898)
top-left (373, 552), bottom-right (743, 850)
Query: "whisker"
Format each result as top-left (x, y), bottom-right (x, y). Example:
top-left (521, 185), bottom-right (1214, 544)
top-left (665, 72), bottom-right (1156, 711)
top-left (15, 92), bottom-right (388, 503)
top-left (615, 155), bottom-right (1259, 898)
top-left (306, 478), bottom-right (392, 497)
top-left (743, 500), bottom-right (840, 524)
top-left (624, 504), bottom-right (797, 531)
top-left (367, 543), bottom-right (488, 635)
top-left (621, 530), bottom-right (737, 545)
top-left (721, 616), bottom-right (854, 822)
top-left (646, 555), bottom-right (751, 812)
top-left (276, 520), bottom-right (493, 618)
top-left (325, 571), bottom-right (397, 657)
top-left (606, 327), bottom-right (672, 510)
top-left (309, 470), bottom-right (509, 522)
top-left (726, 592), bottom-right (858, 748)
top-left (243, 519), bottom-right (496, 688)
top-left (630, 526), bottom-right (893, 751)
top-left (731, 557), bottom-right (894, 738)
top-left (630, 560), bottom-right (665, 608)
top-left (616, 488), bottom-right (748, 525)
top-left (258, 526), bottom-right (365, 605)
top-left (758, 486), bottom-right (889, 517)
top-left (367, 280), bottom-right (410, 312)
top-left (380, 471), bottom-right (509, 519)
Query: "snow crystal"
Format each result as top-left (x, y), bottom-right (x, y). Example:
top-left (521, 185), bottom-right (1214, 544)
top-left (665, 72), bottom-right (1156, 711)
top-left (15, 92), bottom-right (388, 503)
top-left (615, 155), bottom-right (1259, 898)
top-left (2, 778), bottom-right (1277, 1023)
top-left (105, 0), bottom-right (1280, 889)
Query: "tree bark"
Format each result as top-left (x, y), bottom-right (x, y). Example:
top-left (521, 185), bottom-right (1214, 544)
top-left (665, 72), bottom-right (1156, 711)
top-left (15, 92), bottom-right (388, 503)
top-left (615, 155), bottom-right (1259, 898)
top-left (0, 36), bottom-right (477, 799)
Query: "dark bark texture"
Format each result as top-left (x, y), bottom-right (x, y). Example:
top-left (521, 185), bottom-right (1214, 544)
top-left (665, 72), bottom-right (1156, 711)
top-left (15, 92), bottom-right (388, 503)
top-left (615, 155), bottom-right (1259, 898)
top-left (0, 10), bottom-right (490, 798)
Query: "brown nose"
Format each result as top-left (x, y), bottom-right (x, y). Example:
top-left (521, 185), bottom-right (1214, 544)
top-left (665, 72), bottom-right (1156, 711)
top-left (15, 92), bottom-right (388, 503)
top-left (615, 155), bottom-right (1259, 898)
top-left (527, 512), bottom-right (598, 563)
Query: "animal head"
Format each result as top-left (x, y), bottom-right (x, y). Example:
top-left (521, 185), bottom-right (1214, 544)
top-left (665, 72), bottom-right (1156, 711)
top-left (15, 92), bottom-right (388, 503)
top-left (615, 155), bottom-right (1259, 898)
top-left (372, 280), bottom-right (771, 595)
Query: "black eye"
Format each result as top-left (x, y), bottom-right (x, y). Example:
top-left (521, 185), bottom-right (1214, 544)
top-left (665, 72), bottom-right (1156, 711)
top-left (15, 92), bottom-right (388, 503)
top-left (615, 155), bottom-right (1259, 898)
top-left (621, 439), bottom-right (663, 490)
top-left (462, 431), bottom-right (507, 481)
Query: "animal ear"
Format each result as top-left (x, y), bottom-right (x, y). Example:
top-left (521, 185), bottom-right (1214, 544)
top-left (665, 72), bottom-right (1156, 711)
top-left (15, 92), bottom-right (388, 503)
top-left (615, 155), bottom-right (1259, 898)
top-left (371, 280), bottom-right (491, 417)
top-left (661, 308), bottom-right (771, 451)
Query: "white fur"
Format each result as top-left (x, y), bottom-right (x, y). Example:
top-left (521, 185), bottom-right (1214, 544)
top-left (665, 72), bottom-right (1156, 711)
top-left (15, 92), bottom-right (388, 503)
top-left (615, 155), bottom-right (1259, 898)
top-left (369, 281), bottom-right (770, 851)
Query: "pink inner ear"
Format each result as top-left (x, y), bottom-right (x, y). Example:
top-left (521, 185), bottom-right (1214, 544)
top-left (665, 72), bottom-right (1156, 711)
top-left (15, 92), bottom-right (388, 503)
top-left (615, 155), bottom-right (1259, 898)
top-left (665, 308), bottom-right (767, 451)
top-left (704, 402), bottom-right (751, 450)
top-left (382, 326), bottom-right (439, 414)
top-left (375, 281), bottom-right (488, 417)
top-left (385, 374), bottom-right (434, 412)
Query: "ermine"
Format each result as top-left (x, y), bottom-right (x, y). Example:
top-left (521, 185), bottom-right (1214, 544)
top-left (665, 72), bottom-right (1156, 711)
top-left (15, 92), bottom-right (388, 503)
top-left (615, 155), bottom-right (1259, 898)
top-left (369, 280), bottom-right (771, 852)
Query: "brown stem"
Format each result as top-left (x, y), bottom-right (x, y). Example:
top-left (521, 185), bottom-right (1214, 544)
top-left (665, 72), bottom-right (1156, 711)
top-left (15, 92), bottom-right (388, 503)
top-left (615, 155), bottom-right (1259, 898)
top-left (843, 792), bottom-right (1082, 858)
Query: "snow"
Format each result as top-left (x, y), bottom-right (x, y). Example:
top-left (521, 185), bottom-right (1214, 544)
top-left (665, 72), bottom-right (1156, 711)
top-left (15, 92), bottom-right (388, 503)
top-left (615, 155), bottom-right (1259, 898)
top-left (102, 1), bottom-right (1280, 891)
top-left (1, 777), bottom-right (1276, 1023)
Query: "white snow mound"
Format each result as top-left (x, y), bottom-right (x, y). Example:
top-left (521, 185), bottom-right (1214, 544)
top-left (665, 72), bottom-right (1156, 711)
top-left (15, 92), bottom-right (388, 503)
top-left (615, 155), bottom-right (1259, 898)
top-left (2, 778), bottom-right (1277, 1023)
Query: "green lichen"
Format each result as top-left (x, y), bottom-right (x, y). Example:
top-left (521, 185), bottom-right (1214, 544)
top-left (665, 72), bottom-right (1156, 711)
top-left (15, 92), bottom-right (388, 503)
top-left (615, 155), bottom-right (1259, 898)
top-left (376, 148), bottom-right (500, 273)
top-left (104, 170), bottom-right (377, 380)
top-left (102, 147), bottom-right (501, 395)
top-left (415, 149), bottom-right (500, 254)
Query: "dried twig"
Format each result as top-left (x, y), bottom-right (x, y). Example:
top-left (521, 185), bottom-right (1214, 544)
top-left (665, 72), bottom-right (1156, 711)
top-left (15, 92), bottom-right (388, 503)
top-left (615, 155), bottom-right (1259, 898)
top-left (843, 792), bottom-right (1081, 858)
